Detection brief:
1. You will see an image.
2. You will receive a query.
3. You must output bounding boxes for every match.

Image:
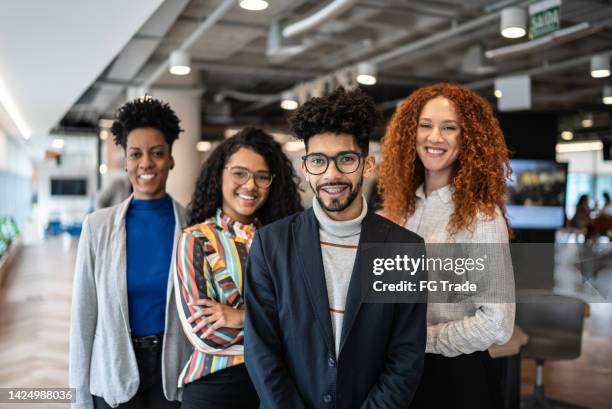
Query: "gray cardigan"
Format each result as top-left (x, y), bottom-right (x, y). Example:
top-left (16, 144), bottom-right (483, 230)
top-left (69, 196), bottom-right (191, 409)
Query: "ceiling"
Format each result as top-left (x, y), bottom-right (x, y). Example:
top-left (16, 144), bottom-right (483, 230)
top-left (0, 0), bottom-right (165, 148)
top-left (2, 0), bottom-right (612, 147)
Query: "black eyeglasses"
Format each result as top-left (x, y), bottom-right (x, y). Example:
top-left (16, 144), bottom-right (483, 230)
top-left (301, 151), bottom-right (364, 175)
top-left (225, 166), bottom-right (275, 188)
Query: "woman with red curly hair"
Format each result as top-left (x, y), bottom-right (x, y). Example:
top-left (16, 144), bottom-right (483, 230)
top-left (378, 83), bottom-right (515, 409)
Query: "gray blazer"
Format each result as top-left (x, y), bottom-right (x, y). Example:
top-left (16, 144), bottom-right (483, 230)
top-left (69, 196), bottom-right (191, 409)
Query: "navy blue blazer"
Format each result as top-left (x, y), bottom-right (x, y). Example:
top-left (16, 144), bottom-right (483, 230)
top-left (244, 208), bottom-right (427, 409)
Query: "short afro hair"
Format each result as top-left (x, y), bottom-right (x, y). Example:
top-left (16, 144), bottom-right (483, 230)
top-left (110, 97), bottom-right (182, 152)
top-left (288, 87), bottom-right (379, 155)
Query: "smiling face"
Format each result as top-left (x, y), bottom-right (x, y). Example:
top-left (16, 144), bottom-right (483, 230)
top-left (302, 132), bottom-right (374, 221)
top-left (125, 127), bottom-right (174, 200)
top-left (416, 96), bottom-right (461, 186)
top-left (221, 147), bottom-right (271, 224)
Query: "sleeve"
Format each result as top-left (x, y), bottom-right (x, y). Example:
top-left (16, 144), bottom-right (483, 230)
top-left (360, 239), bottom-right (428, 409)
top-left (69, 217), bottom-right (97, 409)
top-left (174, 231), bottom-right (244, 354)
top-left (426, 210), bottom-right (516, 357)
top-left (244, 231), bottom-right (308, 409)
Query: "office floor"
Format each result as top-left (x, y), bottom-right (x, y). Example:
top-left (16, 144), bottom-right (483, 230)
top-left (0, 237), bottom-right (611, 409)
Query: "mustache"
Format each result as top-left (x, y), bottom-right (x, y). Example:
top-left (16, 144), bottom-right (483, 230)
top-left (316, 181), bottom-right (352, 191)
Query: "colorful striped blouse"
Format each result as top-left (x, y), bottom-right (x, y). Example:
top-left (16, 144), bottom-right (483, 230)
top-left (174, 209), bottom-right (256, 385)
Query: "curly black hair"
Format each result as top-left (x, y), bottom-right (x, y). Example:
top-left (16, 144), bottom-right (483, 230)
top-left (288, 87), bottom-right (379, 155)
top-left (186, 127), bottom-right (304, 226)
top-left (110, 97), bottom-right (183, 152)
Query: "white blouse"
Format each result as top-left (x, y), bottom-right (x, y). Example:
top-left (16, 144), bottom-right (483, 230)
top-left (404, 184), bottom-right (515, 357)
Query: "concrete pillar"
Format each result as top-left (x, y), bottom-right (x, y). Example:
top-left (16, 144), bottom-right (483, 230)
top-left (152, 89), bottom-right (202, 207)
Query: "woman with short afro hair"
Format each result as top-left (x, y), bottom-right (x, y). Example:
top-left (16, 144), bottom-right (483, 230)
top-left (70, 97), bottom-right (190, 409)
top-left (378, 83), bottom-right (515, 409)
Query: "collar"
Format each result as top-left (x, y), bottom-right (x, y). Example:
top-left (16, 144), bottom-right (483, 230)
top-left (312, 194), bottom-right (368, 238)
top-left (417, 184), bottom-right (453, 204)
top-left (214, 208), bottom-right (258, 235)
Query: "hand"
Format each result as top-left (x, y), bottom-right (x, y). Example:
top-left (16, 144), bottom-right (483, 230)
top-left (187, 298), bottom-right (245, 339)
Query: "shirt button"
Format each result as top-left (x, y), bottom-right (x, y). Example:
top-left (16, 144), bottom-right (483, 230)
top-left (328, 355), bottom-right (336, 367)
top-left (323, 394), bottom-right (333, 403)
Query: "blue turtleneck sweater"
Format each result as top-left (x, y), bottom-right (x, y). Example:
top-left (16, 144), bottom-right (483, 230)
top-left (126, 196), bottom-right (175, 337)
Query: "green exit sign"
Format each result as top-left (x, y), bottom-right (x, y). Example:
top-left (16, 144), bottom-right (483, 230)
top-left (529, 0), bottom-right (561, 39)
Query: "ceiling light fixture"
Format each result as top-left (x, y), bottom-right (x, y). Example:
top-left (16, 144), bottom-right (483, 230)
top-left (500, 7), bottom-right (527, 39)
top-left (169, 50), bottom-right (191, 76)
top-left (591, 54), bottom-right (610, 78)
top-left (494, 89), bottom-right (503, 98)
top-left (280, 90), bottom-right (298, 110)
top-left (561, 131), bottom-right (573, 141)
top-left (0, 76), bottom-right (31, 139)
top-left (52, 138), bottom-right (64, 149)
top-left (239, 0), bottom-right (268, 11)
top-left (556, 141), bottom-right (603, 153)
top-left (604, 85), bottom-right (612, 105)
top-left (196, 141), bottom-right (213, 152)
top-left (356, 62), bottom-right (377, 85)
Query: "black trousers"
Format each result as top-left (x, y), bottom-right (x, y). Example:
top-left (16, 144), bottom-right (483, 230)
top-left (93, 336), bottom-right (180, 409)
top-left (409, 351), bottom-right (504, 409)
top-left (181, 364), bottom-right (259, 409)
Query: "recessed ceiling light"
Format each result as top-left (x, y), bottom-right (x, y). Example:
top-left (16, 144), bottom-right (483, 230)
top-left (239, 0), bottom-right (268, 11)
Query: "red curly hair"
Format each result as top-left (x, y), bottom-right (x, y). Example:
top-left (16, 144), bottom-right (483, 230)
top-left (378, 83), bottom-right (511, 236)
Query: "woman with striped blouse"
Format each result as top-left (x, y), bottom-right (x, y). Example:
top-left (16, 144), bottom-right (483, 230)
top-left (174, 127), bottom-right (303, 409)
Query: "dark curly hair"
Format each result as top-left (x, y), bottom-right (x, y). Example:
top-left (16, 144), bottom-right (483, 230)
top-left (186, 127), bottom-right (304, 226)
top-left (378, 83), bottom-right (511, 236)
top-left (110, 97), bottom-right (182, 152)
top-left (288, 87), bottom-right (379, 155)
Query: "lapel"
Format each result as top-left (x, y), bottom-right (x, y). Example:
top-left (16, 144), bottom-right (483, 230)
top-left (292, 208), bottom-right (336, 355)
top-left (166, 197), bottom-right (186, 302)
top-left (111, 195), bottom-right (133, 333)
top-left (339, 212), bottom-right (391, 353)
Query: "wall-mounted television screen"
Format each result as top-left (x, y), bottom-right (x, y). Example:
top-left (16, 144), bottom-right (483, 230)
top-left (50, 178), bottom-right (88, 196)
top-left (507, 160), bottom-right (567, 229)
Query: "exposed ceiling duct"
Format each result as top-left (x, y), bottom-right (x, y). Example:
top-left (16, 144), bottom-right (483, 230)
top-left (281, 0), bottom-right (359, 38)
top-left (266, 20), bottom-right (308, 59)
top-left (461, 44), bottom-right (496, 75)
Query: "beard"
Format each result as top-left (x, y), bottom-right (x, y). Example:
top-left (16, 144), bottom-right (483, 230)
top-left (311, 177), bottom-right (363, 213)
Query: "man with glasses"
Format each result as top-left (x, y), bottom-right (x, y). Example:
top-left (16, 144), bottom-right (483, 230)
top-left (244, 87), bottom-right (427, 409)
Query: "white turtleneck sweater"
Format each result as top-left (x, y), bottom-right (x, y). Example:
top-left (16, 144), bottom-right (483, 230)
top-left (312, 195), bottom-right (368, 355)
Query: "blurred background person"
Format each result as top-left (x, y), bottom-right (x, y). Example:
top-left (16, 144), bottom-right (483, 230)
top-left (95, 176), bottom-right (132, 209)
